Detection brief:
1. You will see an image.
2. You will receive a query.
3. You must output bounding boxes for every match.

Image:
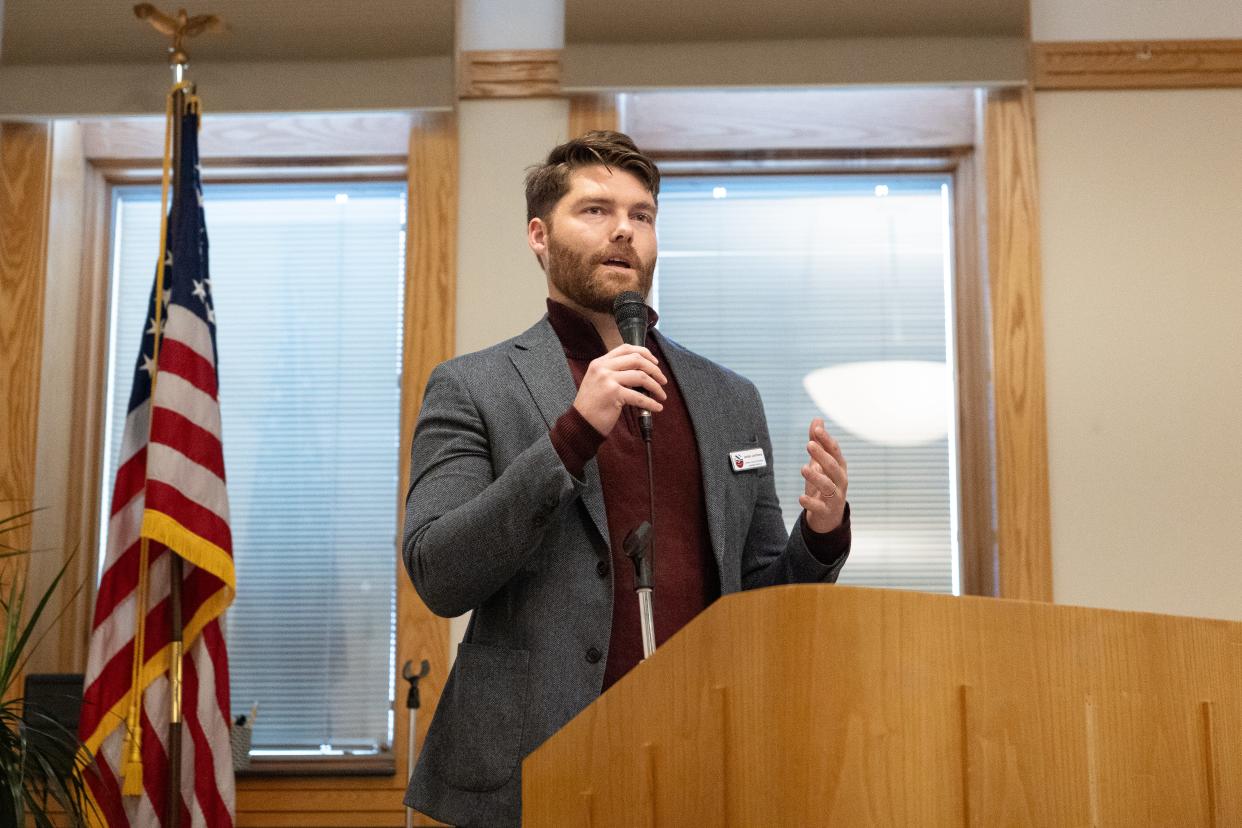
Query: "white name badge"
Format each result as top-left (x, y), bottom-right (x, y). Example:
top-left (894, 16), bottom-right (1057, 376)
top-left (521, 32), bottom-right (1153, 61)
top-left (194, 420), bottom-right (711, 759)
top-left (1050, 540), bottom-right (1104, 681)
top-left (729, 448), bottom-right (767, 473)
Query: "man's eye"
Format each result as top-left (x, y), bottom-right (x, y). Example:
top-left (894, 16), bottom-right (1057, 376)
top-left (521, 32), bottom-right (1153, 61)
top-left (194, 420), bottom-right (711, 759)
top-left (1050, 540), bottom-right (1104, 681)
top-left (585, 206), bottom-right (604, 215)
top-left (635, 213), bottom-right (654, 223)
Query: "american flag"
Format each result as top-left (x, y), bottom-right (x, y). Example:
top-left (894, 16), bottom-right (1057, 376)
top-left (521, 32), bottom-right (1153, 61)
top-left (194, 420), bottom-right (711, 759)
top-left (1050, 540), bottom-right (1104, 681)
top-left (79, 104), bottom-right (237, 827)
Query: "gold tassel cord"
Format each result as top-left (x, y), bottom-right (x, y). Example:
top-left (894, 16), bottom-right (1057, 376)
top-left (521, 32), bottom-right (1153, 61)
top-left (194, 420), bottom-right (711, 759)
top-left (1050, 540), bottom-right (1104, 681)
top-left (119, 78), bottom-right (193, 798)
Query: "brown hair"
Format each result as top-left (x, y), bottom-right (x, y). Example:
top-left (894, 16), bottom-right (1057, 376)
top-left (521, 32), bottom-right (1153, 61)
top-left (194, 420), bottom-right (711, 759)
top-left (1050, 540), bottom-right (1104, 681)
top-left (524, 130), bottom-right (660, 223)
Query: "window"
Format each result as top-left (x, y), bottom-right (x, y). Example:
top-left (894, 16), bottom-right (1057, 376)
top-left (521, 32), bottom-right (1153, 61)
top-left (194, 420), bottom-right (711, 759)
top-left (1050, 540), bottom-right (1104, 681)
top-left (655, 174), bottom-right (959, 593)
top-left (101, 182), bottom-right (406, 759)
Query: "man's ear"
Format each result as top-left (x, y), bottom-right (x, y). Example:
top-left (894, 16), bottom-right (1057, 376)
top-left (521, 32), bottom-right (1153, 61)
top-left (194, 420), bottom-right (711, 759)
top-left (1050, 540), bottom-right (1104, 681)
top-left (528, 217), bottom-right (548, 264)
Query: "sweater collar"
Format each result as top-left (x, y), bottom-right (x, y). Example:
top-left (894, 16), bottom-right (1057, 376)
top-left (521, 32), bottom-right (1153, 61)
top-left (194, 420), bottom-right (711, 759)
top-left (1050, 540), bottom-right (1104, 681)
top-left (545, 298), bottom-right (659, 360)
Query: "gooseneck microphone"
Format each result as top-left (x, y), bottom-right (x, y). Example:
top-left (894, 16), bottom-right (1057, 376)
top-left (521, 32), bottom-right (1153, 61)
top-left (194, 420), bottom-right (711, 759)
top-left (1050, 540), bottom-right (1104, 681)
top-left (612, 291), bottom-right (654, 441)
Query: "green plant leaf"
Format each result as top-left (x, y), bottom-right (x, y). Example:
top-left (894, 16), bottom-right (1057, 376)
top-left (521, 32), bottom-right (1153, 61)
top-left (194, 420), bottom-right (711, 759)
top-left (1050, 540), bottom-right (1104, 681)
top-left (0, 550), bottom-right (75, 697)
top-left (0, 507), bottom-right (98, 827)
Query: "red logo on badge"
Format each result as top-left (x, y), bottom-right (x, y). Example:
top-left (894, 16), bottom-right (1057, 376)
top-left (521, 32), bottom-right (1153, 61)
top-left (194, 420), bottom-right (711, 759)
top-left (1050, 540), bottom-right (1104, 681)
top-left (735, 457), bottom-right (744, 469)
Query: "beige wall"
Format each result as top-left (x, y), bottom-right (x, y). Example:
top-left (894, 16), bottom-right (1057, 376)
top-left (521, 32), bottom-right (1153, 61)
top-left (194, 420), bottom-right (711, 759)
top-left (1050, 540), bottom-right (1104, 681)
top-left (1036, 89), bottom-right (1242, 621)
top-left (454, 98), bottom-right (566, 356)
top-left (1033, 1), bottom-right (1242, 620)
top-left (1031, 0), bottom-right (1242, 40)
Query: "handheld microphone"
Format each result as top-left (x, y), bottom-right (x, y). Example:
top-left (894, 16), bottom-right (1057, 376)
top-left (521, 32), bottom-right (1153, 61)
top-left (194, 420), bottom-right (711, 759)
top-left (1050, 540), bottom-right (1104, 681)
top-left (612, 291), bottom-right (654, 440)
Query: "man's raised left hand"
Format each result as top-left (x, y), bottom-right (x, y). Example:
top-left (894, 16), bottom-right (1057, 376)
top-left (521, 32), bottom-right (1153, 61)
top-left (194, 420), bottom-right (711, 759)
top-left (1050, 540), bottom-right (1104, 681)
top-left (798, 417), bottom-right (848, 534)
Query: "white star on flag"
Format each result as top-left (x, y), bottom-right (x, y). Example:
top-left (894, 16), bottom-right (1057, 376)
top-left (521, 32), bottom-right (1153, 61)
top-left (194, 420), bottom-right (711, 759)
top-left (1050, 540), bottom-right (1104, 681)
top-left (140, 352), bottom-right (156, 375)
top-left (193, 279), bottom-right (208, 301)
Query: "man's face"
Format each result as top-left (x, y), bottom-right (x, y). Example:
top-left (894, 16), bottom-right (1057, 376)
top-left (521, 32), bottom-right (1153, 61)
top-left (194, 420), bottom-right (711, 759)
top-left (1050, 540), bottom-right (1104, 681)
top-left (529, 164), bottom-right (658, 314)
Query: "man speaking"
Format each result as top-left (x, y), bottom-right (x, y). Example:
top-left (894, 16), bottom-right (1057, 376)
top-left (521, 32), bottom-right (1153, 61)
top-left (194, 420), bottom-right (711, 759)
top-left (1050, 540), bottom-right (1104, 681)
top-left (402, 131), bottom-right (851, 826)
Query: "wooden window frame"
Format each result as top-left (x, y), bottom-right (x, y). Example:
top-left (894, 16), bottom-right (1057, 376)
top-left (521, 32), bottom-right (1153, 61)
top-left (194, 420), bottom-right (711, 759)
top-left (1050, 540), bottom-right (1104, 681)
top-left (579, 88), bottom-right (1052, 600)
top-left (646, 149), bottom-right (997, 596)
top-left (54, 111), bottom-right (456, 824)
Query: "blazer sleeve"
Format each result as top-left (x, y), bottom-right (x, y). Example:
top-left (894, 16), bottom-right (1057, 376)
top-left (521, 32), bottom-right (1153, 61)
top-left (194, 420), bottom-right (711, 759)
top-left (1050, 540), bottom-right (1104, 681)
top-left (402, 361), bottom-right (586, 617)
top-left (738, 380), bottom-right (849, 590)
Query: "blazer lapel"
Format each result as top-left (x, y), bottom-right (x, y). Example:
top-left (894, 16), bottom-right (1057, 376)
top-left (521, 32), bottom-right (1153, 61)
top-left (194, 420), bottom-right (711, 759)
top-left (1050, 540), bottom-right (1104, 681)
top-left (509, 317), bottom-right (611, 550)
top-left (653, 331), bottom-right (728, 573)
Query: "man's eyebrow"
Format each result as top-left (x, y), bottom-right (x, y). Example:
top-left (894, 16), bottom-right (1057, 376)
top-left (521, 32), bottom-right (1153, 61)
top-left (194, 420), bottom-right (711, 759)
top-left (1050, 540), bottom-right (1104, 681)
top-left (570, 195), bottom-right (657, 213)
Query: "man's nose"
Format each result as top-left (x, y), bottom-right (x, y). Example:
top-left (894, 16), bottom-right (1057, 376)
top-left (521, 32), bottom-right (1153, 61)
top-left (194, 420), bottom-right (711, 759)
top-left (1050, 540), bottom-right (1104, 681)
top-left (610, 215), bottom-right (634, 242)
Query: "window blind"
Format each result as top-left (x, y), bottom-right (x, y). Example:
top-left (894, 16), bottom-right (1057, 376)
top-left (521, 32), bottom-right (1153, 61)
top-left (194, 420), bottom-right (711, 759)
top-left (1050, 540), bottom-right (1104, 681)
top-left (654, 175), bottom-right (958, 593)
top-left (102, 182), bottom-right (406, 753)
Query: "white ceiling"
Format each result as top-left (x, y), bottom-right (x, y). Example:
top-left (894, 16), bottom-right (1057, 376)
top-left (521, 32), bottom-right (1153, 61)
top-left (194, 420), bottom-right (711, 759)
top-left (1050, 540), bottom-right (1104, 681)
top-left (1, 0), bottom-right (1026, 66)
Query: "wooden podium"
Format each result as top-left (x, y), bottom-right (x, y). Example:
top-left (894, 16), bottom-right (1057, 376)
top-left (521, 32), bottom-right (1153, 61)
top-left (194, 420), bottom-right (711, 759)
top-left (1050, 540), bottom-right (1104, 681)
top-left (523, 585), bottom-right (1242, 826)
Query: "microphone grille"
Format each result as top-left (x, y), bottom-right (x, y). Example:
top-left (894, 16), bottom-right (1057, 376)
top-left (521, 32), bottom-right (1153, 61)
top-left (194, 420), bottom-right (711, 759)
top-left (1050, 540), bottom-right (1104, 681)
top-left (612, 291), bottom-right (648, 323)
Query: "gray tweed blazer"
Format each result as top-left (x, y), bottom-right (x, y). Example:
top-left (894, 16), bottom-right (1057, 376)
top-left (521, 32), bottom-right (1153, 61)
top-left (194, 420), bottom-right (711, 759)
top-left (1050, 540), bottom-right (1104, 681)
top-left (401, 315), bottom-right (847, 827)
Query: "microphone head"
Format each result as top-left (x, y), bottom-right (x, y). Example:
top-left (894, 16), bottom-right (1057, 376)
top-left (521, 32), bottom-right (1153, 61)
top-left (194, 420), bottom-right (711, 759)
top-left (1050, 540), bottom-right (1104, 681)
top-left (612, 291), bottom-right (647, 320)
top-left (612, 292), bottom-right (649, 347)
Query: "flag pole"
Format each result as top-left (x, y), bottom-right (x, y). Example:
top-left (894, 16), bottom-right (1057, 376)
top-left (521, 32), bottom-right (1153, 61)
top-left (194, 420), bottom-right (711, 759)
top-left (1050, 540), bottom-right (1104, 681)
top-left (166, 64), bottom-right (188, 828)
top-left (132, 6), bottom-right (223, 824)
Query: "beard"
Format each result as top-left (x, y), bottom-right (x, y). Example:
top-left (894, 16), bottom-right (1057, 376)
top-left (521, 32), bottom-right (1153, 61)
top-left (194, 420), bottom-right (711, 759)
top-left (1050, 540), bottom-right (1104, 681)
top-left (546, 233), bottom-right (656, 314)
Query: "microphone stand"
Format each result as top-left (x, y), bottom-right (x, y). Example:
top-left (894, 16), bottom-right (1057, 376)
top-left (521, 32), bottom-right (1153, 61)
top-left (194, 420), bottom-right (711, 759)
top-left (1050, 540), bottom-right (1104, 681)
top-left (625, 411), bottom-right (658, 660)
top-left (624, 522), bottom-right (656, 659)
top-left (613, 292), bottom-right (659, 659)
top-left (638, 417), bottom-right (656, 657)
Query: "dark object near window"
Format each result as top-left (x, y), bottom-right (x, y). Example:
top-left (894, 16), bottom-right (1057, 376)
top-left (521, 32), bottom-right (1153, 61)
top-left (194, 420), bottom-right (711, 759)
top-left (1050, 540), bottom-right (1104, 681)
top-left (22, 673), bottom-right (84, 778)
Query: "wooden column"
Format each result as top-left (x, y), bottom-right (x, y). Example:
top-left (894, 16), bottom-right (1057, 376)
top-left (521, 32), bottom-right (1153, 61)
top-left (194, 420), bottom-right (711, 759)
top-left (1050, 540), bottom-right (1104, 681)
top-left (397, 109), bottom-right (457, 826)
top-left (568, 94), bottom-right (618, 137)
top-left (0, 121), bottom-right (52, 561)
top-left (984, 88), bottom-right (1053, 602)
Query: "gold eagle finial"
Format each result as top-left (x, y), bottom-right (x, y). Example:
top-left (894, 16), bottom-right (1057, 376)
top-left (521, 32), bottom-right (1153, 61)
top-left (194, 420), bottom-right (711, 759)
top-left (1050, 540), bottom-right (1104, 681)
top-left (133, 4), bottom-right (227, 65)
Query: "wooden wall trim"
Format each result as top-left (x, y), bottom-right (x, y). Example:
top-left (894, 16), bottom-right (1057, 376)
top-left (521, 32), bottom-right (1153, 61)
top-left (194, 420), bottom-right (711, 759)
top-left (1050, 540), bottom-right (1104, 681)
top-left (568, 94), bottom-right (618, 138)
top-left (458, 49), bottom-right (562, 99)
top-left (983, 88), bottom-right (1053, 602)
top-left (1033, 39), bottom-right (1242, 90)
top-left (0, 121), bottom-right (52, 556)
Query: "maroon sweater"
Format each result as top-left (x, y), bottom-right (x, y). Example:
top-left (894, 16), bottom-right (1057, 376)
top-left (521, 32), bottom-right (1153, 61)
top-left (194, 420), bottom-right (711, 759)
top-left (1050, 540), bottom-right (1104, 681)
top-left (544, 300), bottom-right (849, 690)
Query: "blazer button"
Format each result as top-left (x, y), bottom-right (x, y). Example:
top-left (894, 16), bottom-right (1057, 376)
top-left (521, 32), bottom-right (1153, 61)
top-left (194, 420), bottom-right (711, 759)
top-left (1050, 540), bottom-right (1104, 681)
top-left (585, 646), bottom-right (602, 664)
top-left (596, 560), bottom-right (609, 578)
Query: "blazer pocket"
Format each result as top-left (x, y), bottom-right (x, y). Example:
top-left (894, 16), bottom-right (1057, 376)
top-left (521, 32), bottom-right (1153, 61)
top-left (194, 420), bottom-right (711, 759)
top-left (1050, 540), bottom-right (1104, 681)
top-left (425, 642), bottom-right (530, 792)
